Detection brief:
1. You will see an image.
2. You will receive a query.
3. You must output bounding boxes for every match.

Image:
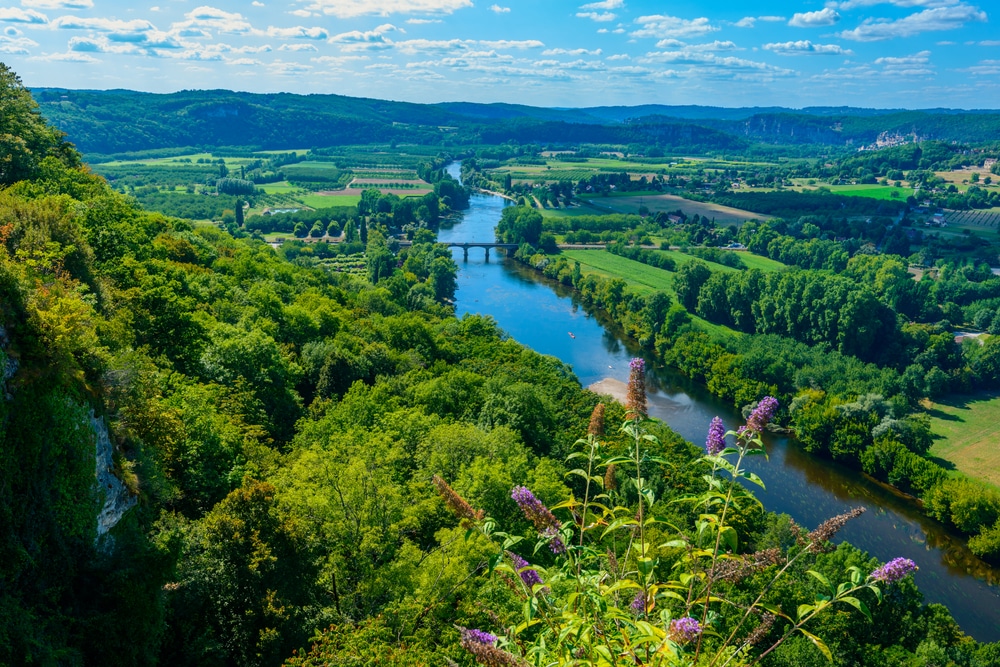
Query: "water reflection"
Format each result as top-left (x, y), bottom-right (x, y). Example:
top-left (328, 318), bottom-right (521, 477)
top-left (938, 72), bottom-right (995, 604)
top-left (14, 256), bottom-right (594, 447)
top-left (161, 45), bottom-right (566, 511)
top-left (438, 173), bottom-right (1000, 641)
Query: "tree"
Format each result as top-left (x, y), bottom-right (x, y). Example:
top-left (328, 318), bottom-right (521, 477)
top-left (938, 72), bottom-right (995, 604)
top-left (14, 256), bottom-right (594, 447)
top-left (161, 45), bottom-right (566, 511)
top-left (234, 198), bottom-right (244, 227)
top-left (673, 260), bottom-right (712, 311)
top-left (496, 206), bottom-right (542, 245)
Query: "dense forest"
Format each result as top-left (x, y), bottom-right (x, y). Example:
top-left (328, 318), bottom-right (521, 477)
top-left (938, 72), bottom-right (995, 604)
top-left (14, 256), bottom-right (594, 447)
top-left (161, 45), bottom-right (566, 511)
top-left (31, 86), bottom-right (1000, 156)
top-left (6, 62), bottom-right (1000, 665)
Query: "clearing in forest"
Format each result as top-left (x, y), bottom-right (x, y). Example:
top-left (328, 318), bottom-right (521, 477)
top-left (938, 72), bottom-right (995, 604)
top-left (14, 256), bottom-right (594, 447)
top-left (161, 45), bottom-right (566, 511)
top-left (925, 392), bottom-right (1000, 488)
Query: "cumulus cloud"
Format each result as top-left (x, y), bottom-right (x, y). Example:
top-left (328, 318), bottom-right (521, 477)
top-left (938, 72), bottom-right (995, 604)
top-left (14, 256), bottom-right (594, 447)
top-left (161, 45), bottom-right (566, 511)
top-left (0, 34), bottom-right (37, 54)
top-left (406, 18), bottom-right (441, 23)
top-left (764, 40), bottom-right (854, 55)
top-left (304, 0), bottom-right (473, 19)
top-left (735, 15), bottom-right (785, 28)
top-left (53, 16), bottom-right (156, 32)
top-left (789, 8), bottom-right (841, 27)
top-left (330, 23), bottom-right (399, 50)
top-left (252, 1), bottom-right (264, 5)
top-left (580, 0), bottom-right (623, 8)
top-left (874, 50), bottom-right (934, 75)
top-left (172, 6), bottom-right (256, 34)
top-left (542, 47), bottom-right (602, 55)
top-left (265, 25), bottom-right (329, 39)
top-left (632, 14), bottom-right (718, 39)
top-left (279, 43), bottom-right (318, 51)
top-left (0, 8), bottom-right (48, 23)
top-left (837, 5), bottom-right (987, 41)
top-left (22, 0), bottom-right (92, 8)
top-left (32, 50), bottom-right (99, 62)
top-left (831, 0), bottom-right (963, 8)
top-left (577, 12), bottom-right (616, 21)
top-left (489, 5), bottom-right (510, 13)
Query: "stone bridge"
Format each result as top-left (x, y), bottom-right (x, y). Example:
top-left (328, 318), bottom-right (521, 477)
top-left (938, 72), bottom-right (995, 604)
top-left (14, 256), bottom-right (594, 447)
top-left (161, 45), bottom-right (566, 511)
top-left (397, 240), bottom-right (520, 260)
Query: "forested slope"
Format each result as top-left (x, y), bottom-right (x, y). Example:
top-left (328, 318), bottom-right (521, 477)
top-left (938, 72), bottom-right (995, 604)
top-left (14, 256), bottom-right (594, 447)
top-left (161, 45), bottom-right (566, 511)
top-left (4, 63), bottom-right (1000, 666)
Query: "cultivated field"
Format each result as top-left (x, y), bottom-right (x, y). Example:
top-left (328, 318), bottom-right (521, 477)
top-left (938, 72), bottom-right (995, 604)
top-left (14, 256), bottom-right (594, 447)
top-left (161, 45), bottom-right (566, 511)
top-left (580, 193), bottom-right (771, 225)
top-left (944, 209), bottom-right (1000, 231)
top-left (925, 391), bottom-right (1000, 488)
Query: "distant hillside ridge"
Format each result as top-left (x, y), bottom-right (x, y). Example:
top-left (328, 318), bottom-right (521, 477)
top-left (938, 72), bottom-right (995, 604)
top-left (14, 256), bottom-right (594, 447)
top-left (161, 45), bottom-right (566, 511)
top-left (31, 87), bottom-right (1000, 155)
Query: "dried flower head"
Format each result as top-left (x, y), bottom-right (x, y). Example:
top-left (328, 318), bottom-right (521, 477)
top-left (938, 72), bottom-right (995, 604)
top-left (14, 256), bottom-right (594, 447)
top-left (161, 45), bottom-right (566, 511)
top-left (741, 614), bottom-right (775, 648)
top-left (807, 507), bottom-right (866, 553)
top-left (870, 557), bottom-right (918, 584)
top-left (460, 628), bottom-right (527, 667)
top-left (745, 396), bottom-right (779, 433)
top-left (603, 463), bottom-right (617, 491)
top-left (626, 357), bottom-right (647, 418)
top-left (606, 549), bottom-right (620, 577)
top-left (668, 617), bottom-right (702, 644)
top-left (706, 416), bottom-right (726, 456)
top-left (588, 403), bottom-right (606, 436)
top-left (709, 548), bottom-right (782, 583)
top-left (508, 552), bottom-right (543, 588)
top-left (433, 475), bottom-right (485, 527)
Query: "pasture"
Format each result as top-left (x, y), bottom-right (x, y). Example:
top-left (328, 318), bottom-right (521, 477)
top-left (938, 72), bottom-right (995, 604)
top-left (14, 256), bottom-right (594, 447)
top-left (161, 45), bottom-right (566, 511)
top-left (925, 391), bottom-right (1000, 488)
top-left (579, 193), bottom-right (770, 225)
top-left (791, 182), bottom-right (915, 201)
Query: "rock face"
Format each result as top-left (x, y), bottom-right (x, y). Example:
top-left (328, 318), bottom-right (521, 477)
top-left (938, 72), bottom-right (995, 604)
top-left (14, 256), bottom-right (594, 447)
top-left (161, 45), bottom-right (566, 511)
top-left (90, 410), bottom-right (136, 541)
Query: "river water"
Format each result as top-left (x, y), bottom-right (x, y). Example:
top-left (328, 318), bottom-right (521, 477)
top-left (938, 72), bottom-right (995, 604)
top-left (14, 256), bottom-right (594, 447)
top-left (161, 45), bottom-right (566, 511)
top-left (438, 164), bottom-right (1000, 641)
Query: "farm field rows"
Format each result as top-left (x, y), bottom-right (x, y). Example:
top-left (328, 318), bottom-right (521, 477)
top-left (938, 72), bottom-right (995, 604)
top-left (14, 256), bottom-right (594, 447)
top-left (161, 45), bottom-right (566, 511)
top-left (945, 208), bottom-right (1000, 230)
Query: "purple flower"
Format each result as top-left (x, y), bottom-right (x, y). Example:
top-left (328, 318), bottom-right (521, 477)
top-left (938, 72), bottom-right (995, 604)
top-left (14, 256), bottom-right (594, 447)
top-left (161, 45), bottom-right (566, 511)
top-left (630, 590), bottom-right (647, 615)
top-left (746, 396), bottom-right (779, 433)
top-left (870, 557), bottom-right (918, 584)
top-left (626, 357), bottom-right (648, 418)
top-left (462, 628), bottom-right (498, 645)
top-left (706, 416), bottom-right (726, 456)
top-left (512, 486), bottom-right (561, 533)
top-left (668, 617), bottom-right (702, 644)
top-left (508, 552), bottom-right (543, 588)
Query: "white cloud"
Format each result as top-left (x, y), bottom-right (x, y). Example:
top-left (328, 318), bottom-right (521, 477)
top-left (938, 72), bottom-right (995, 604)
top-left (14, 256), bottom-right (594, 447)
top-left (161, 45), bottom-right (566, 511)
top-left (290, 9), bottom-right (313, 17)
top-left (789, 8), bottom-right (841, 27)
top-left (606, 52), bottom-right (629, 60)
top-left (542, 47), bottom-right (602, 55)
top-left (633, 14), bottom-right (718, 39)
top-left (963, 59), bottom-right (1000, 75)
top-left (304, 0), bottom-right (472, 19)
top-left (269, 60), bottom-right (312, 74)
top-left (0, 34), bottom-right (37, 54)
top-left (252, 1), bottom-right (264, 5)
top-left (489, 4), bottom-right (510, 13)
top-left (831, 0), bottom-right (962, 9)
top-left (227, 57), bottom-right (262, 65)
top-left (31, 50), bottom-right (99, 62)
top-left (838, 4), bottom-right (986, 41)
top-left (265, 25), bottom-right (329, 39)
top-left (980, 40), bottom-right (1000, 46)
top-left (579, 0), bottom-right (623, 8)
top-left (0, 8), bottom-right (48, 23)
top-left (53, 16), bottom-right (156, 32)
top-left (279, 42), bottom-right (318, 51)
top-left (478, 39), bottom-right (543, 49)
top-left (763, 40), bottom-right (854, 55)
top-left (874, 50), bottom-right (934, 75)
top-left (22, 0), bottom-right (91, 8)
top-left (681, 40), bottom-right (740, 51)
top-left (406, 18), bottom-right (441, 23)
top-left (173, 6), bottom-right (253, 34)
top-left (312, 54), bottom-right (369, 65)
top-left (735, 15), bottom-right (786, 28)
top-left (330, 23), bottom-right (399, 50)
top-left (577, 12), bottom-right (616, 22)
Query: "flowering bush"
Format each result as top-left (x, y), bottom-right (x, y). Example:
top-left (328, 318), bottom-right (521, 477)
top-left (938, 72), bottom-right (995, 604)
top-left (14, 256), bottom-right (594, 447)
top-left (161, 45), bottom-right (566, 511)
top-left (434, 358), bottom-right (918, 666)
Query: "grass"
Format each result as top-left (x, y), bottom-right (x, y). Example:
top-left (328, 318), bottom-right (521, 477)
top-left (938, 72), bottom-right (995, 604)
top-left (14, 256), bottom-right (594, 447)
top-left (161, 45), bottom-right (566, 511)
top-left (299, 194), bottom-right (362, 209)
top-left (578, 193), bottom-right (769, 225)
top-left (925, 391), bottom-right (1000, 488)
top-left (560, 249), bottom-right (737, 339)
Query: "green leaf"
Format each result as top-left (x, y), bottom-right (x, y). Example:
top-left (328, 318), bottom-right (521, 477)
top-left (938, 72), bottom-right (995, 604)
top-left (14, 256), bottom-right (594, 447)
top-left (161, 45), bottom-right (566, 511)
top-left (806, 570), bottom-right (832, 595)
top-left (720, 526), bottom-right (738, 552)
top-left (837, 596), bottom-right (872, 622)
top-left (797, 603), bottom-right (815, 621)
top-left (741, 470), bottom-right (766, 489)
top-left (799, 628), bottom-right (833, 662)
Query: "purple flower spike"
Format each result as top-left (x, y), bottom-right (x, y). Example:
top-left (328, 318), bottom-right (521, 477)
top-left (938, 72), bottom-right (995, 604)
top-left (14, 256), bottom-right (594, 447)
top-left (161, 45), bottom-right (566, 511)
top-left (668, 617), bottom-right (702, 643)
top-left (746, 396), bottom-right (779, 433)
top-left (462, 628), bottom-right (498, 645)
top-left (706, 416), bottom-right (726, 456)
top-left (630, 590), bottom-right (646, 615)
top-left (511, 486), bottom-right (561, 534)
top-left (508, 552), bottom-right (543, 588)
top-left (870, 557), bottom-right (918, 584)
top-left (626, 357), bottom-right (648, 418)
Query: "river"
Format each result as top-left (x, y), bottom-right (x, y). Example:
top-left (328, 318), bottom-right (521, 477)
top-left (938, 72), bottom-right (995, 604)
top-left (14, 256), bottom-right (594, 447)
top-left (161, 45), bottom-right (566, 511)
top-left (438, 163), bottom-right (1000, 641)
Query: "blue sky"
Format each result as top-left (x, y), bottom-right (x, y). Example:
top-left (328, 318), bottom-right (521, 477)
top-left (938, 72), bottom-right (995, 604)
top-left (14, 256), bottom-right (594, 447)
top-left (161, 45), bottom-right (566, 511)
top-left (0, 0), bottom-right (996, 108)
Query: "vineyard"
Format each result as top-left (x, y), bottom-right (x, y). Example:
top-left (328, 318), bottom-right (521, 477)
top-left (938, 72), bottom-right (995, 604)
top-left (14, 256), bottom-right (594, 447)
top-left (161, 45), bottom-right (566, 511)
top-left (945, 209), bottom-right (1000, 229)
